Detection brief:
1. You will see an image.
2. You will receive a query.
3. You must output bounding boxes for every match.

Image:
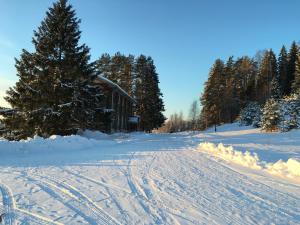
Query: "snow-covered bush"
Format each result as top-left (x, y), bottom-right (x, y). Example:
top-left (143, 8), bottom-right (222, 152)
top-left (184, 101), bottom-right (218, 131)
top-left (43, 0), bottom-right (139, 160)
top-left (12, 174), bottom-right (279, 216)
top-left (278, 94), bottom-right (300, 132)
top-left (239, 102), bottom-right (262, 127)
top-left (261, 98), bottom-right (281, 132)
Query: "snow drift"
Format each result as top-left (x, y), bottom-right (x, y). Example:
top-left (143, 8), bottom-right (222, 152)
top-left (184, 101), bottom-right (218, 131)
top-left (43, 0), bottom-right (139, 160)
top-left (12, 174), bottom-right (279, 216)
top-left (199, 142), bottom-right (300, 181)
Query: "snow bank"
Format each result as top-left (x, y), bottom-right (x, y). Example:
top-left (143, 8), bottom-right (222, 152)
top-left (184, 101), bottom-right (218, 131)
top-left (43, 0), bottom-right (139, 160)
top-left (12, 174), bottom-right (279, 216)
top-left (0, 134), bottom-right (115, 155)
top-left (199, 143), bottom-right (261, 170)
top-left (199, 142), bottom-right (300, 181)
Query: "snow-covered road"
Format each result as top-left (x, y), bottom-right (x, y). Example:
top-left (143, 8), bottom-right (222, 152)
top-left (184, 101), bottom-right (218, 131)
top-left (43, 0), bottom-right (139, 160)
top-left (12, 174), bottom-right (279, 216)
top-left (0, 125), bottom-right (300, 224)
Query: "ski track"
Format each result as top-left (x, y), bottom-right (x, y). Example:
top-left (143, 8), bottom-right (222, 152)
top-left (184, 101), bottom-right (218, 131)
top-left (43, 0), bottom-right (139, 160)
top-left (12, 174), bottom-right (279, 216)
top-left (0, 179), bottom-right (62, 225)
top-left (0, 128), bottom-right (300, 224)
top-left (25, 171), bottom-right (121, 225)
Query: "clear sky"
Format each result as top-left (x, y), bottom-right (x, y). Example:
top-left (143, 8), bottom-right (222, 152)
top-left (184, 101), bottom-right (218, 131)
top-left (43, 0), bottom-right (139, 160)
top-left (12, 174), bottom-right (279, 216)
top-left (1, 0), bottom-right (300, 118)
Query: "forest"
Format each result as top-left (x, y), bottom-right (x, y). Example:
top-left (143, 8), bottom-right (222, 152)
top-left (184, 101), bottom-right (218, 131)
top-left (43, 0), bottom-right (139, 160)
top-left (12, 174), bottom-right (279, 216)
top-left (200, 42), bottom-right (300, 132)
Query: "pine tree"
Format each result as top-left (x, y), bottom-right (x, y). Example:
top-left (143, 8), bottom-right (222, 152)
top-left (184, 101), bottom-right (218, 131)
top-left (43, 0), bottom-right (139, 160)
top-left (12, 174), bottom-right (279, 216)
top-left (97, 53), bottom-right (112, 78)
top-left (287, 41), bottom-right (298, 94)
top-left (292, 53), bottom-right (300, 93)
top-left (200, 59), bottom-right (225, 129)
top-left (278, 46), bottom-right (288, 95)
top-left (1, 0), bottom-right (104, 140)
top-left (97, 53), bottom-right (134, 96)
top-left (134, 55), bottom-right (165, 131)
top-left (256, 50), bottom-right (278, 103)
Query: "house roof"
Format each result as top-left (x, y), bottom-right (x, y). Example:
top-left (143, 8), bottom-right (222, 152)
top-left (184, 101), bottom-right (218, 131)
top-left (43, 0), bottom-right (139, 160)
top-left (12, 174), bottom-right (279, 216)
top-left (95, 76), bottom-right (136, 103)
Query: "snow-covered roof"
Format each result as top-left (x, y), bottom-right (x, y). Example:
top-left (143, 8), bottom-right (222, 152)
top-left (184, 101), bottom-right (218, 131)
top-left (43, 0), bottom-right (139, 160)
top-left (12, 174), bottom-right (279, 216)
top-left (96, 75), bottom-right (136, 103)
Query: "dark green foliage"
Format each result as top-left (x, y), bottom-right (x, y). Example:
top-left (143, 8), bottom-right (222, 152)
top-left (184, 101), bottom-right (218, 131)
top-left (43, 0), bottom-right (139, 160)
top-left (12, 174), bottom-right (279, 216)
top-left (287, 41), bottom-right (298, 94)
top-left (200, 59), bottom-right (225, 129)
top-left (278, 46), bottom-right (289, 95)
top-left (0, 0), bottom-right (106, 140)
top-left (261, 98), bottom-right (281, 131)
top-left (239, 102), bottom-right (261, 127)
top-left (271, 76), bottom-right (282, 99)
top-left (96, 53), bottom-right (135, 96)
top-left (256, 50), bottom-right (278, 103)
top-left (292, 54), bottom-right (300, 93)
top-left (200, 41), bottom-right (300, 132)
top-left (96, 53), bottom-right (166, 132)
top-left (134, 55), bottom-right (166, 131)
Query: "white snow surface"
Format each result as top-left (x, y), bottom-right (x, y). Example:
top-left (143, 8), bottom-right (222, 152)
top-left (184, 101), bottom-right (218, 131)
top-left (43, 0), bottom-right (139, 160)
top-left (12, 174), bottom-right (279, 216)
top-left (0, 124), bottom-right (300, 224)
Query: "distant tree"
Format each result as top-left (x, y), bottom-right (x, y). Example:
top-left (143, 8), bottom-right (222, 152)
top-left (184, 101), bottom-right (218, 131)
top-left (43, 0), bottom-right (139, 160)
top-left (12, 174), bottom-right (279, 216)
top-left (188, 100), bottom-right (200, 130)
top-left (0, 0), bottom-right (105, 140)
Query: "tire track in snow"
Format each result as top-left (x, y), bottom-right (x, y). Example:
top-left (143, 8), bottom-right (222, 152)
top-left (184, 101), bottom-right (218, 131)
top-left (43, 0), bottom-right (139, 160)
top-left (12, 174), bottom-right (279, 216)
top-left (27, 171), bottom-right (121, 225)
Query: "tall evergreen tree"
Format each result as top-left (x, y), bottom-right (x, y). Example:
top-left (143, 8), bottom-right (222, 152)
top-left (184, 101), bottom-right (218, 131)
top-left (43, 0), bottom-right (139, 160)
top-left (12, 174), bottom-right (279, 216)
top-left (287, 41), bottom-right (298, 94)
top-left (134, 55), bottom-right (165, 131)
top-left (256, 49), bottom-right (278, 103)
top-left (292, 53), bottom-right (300, 93)
top-left (278, 45), bottom-right (288, 95)
top-left (1, 0), bottom-right (104, 140)
top-left (200, 59), bottom-right (225, 129)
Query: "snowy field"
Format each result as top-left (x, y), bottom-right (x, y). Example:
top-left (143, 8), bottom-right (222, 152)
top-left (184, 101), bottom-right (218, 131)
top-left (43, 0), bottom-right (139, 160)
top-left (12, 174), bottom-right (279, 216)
top-left (0, 124), bottom-right (300, 225)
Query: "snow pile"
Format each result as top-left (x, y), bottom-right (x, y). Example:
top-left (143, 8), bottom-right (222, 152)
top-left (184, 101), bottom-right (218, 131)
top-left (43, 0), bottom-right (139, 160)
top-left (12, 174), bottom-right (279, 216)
top-left (79, 130), bottom-right (109, 140)
top-left (0, 134), bottom-right (115, 155)
top-left (199, 142), bottom-right (300, 180)
top-left (199, 142), bottom-right (261, 170)
top-left (266, 159), bottom-right (300, 178)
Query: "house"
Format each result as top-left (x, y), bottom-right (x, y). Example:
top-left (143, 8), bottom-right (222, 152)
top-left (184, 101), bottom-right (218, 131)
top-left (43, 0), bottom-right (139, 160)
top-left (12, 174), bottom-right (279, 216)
top-left (0, 78), bottom-right (138, 134)
top-left (95, 76), bottom-right (139, 132)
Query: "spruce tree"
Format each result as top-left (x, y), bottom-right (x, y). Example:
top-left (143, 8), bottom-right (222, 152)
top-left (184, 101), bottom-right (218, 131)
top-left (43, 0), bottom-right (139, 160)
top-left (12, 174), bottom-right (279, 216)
top-left (270, 76), bottom-right (282, 99)
top-left (1, 0), bottom-right (104, 140)
top-left (134, 55), bottom-right (165, 131)
top-left (287, 41), bottom-right (298, 94)
top-left (292, 54), bottom-right (300, 93)
top-left (278, 45), bottom-right (288, 95)
top-left (261, 98), bottom-right (281, 132)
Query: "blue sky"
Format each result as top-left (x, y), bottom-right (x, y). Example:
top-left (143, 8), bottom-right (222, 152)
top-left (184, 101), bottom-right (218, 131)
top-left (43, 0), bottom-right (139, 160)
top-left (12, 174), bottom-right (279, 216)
top-left (1, 0), bottom-right (300, 117)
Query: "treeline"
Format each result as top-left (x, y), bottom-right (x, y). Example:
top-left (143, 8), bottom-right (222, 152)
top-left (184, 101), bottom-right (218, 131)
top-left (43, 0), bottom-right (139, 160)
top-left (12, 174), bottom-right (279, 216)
top-left (158, 100), bottom-right (200, 133)
top-left (0, 0), bottom-right (165, 140)
top-left (96, 53), bottom-right (165, 132)
top-left (200, 41), bottom-right (300, 131)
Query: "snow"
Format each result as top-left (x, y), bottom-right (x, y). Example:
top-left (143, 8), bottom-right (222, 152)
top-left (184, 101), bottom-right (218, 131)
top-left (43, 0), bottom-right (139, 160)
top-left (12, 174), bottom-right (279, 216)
top-left (199, 142), bottom-right (300, 180)
top-left (0, 125), bottom-right (299, 224)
